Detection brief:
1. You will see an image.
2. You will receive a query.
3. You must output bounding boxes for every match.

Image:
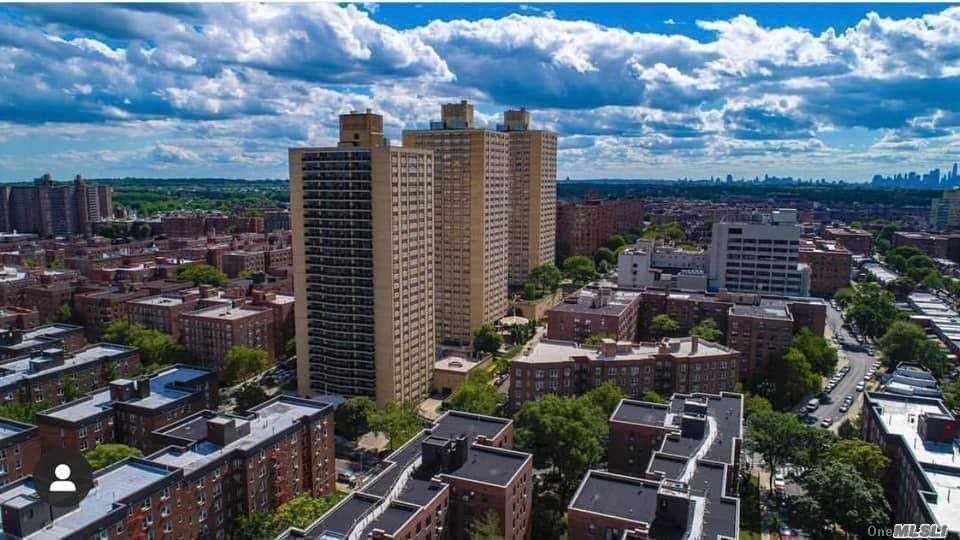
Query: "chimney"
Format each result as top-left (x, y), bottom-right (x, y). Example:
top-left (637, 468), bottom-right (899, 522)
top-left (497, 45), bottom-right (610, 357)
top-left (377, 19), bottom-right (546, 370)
top-left (134, 376), bottom-right (151, 398)
top-left (600, 338), bottom-right (618, 357)
top-left (690, 336), bottom-right (699, 354)
top-left (206, 417), bottom-right (250, 447)
top-left (199, 284), bottom-right (213, 298)
top-left (109, 380), bottom-right (136, 402)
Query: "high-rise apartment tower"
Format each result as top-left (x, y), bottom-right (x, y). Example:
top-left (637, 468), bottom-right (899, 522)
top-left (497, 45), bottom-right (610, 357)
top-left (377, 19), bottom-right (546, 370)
top-left (499, 108), bottom-right (557, 286)
top-left (290, 111), bottom-right (436, 405)
top-left (403, 101), bottom-right (510, 345)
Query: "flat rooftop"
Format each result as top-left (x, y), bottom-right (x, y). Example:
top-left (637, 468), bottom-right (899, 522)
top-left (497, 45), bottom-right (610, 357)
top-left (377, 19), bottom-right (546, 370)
top-left (184, 303), bottom-right (265, 320)
top-left (865, 392), bottom-right (960, 533)
top-left (440, 445), bottom-right (528, 486)
top-left (569, 471), bottom-right (659, 527)
top-left (551, 288), bottom-right (640, 317)
top-left (128, 295), bottom-right (187, 307)
top-left (150, 397), bottom-right (331, 475)
top-left (0, 344), bottom-right (136, 390)
top-left (0, 419), bottom-right (33, 442)
top-left (730, 303), bottom-right (792, 320)
top-left (21, 324), bottom-right (81, 340)
top-left (0, 460), bottom-right (175, 539)
top-left (612, 400), bottom-right (671, 428)
top-left (515, 337), bottom-right (735, 365)
top-left (432, 410), bottom-right (511, 444)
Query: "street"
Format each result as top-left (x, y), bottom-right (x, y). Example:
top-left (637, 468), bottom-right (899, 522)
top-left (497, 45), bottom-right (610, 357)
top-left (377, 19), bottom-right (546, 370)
top-left (805, 303), bottom-right (877, 428)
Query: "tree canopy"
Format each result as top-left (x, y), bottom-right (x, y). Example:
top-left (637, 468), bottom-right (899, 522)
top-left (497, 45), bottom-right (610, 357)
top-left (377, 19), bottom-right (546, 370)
top-left (843, 282), bottom-right (900, 338)
top-left (176, 262), bottom-right (228, 286)
top-left (690, 318), bottom-right (723, 342)
top-left (829, 439), bottom-right (890, 480)
top-left (649, 314), bottom-right (679, 339)
top-left (561, 256), bottom-right (598, 285)
top-left (369, 401), bottom-right (425, 450)
top-left (767, 348), bottom-right (822, 409)
top-left (879, 321), bottom-right (947, 375)
top-left (472, 323), bottom-right (503, 356)
top-left (102, 320), bottom-right (187, 373)
top-left (790, 328), bottom-right (838, 375)
top-left (445, 372), bottom-right (505, 416)
top-left (85, 444), bottom-right (143, 470)
top-left (235, 384), bottom-right (269, 414)
top-left (233, 493), bottom-right (344, 540)
top-left (522, 263), bottom-right (562, 300)
top-left (334, 396), bottom-right (377, 441)
top-left (223, 345), bottom-right (270, 385)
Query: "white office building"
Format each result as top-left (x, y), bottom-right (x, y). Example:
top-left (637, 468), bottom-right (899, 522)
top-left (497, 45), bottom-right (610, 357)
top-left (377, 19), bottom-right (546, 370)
top-left (707, 209), bottom-right (811, 296)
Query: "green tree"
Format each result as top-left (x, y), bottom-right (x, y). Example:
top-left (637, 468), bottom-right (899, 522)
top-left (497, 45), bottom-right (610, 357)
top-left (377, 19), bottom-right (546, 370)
top-left (283, 337), bottom-right (296, 358)
top-left (845, 282), bottom-right (900, 338)
top-left (62, 381), bottom-right (83, 402)
top-left (472, 323), bottom-right (503, 356)
top-left (914, 338), bottom-right (948, 377)
top-left (879, 321), bottom-right (928, 367)
top-left (829, 439), bottom-right (890, 480)
top-left (445, 373), bottom-right (505, 416)
top-left (530, 492), bottom-right (567, 540)
top-left (793, 461), bottom-right (890, 538)
top-left (176, 262), bottom-right (227, 286)
top-left (838, 414), bottom-right (863, 440)
top-left (885, 254), bottom-right (908, 273)
top-left (583, 332), bottom-right (614, 346)
top-left (85, 444), bottom-right (143, 470)
top-left (102, 320), bottom-right (187, 372)
top-left (607, 234), bottom-right (627, 251)
top-left (768, 348), bottom-right (822, 408)
top-left (640, 389), bottom-right (667, 404)
top-left (594, 247), bottom-right (616, 267)
top-left (52, 303), bottom-right (74, 324)
top-left (790, 328), bottom-right (838, 375)
top-left (745, 410), bottom-right (806, 493)
top-left (105, 361), bottom-right (120, 382)
top-left (944, 379), bottom-right (960, 411)
top-left (233, 493), bottom-right (345, 538)
top-left (334, 396), bottom-right (377, 441)
top-left (886, 276), bottom-right (917, 299)
top-left (369, 401), bottom-right (425, 450)
top-left (690, 318), bottom-right (723, 342)
top-left (582, 382), bottom-right (627, 417)
top-left (921, 271), bottom-right (945, 291)
top-left (526, 263), bottom-right (562, 294)
top-left (743, 393), bottom-right (773, 419)
top-left (649, 314), bottom-right (679, 339)
top-left (223, 345), bottom-right (270, 385)
top-left (832, 287), bottom-right (855, 310)
top-left (235, 384), bottom-right (269, 414)
top-left (48, 259), bottom-right (65, 270)
top-left (561, 256), bottom-right (598, 285)
top-left (0, 401), bottom-right (49, 423)
top-left (469, 510), bottom-right (504, 540)
top-left (514, 394), bottom-right (607, 499)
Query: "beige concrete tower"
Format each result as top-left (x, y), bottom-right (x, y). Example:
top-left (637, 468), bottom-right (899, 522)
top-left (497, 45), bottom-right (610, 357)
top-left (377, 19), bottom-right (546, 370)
top-left (403, 101), bottom-right (510, 345)
top-left (291, 110), bottom-right (435, 405)
top-left (499, 108), bottom-right (557, 286)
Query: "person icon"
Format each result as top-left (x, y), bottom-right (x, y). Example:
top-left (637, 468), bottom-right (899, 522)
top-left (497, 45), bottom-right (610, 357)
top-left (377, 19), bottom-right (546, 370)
top-left (50, 464), bottom-right (77, 493)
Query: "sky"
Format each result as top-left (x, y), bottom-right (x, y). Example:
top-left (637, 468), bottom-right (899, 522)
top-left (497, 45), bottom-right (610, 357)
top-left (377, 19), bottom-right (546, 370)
top-left (2, 3), bottom-right (960, 182)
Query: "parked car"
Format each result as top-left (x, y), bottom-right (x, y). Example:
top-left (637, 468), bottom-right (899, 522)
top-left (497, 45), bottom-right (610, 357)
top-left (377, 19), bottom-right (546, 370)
top-left (820, 417), bottom-right (834, 428)
top-left (856, 383), bottom-right (865, 392)
top-left (839, 404), bottom-right (850, 413)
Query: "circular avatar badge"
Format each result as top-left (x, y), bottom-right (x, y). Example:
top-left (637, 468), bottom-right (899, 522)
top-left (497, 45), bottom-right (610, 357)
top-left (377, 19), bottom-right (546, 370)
top-left (33, 448), bottom-right (96, 508)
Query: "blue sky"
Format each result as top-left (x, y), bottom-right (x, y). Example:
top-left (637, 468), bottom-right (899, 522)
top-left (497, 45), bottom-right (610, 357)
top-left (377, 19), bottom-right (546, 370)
top-left (1, 3), bottom-right (960, 181)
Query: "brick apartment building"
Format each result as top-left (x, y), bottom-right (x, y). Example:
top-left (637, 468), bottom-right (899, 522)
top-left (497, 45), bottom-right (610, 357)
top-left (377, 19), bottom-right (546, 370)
top-left (250, 290), bottom-right (294, 357)
top-left (73, 285), bottom-right (150, 339)
top-left (508, 337), bottom-right (739, 410)
top-left (36, 364), bottom-right (217, 454)
top-left (799, 239), bottom-right (853, 297)
top-left (823, 227), bottom-right (874, 255)
top-left (0, 267), bottom-right (35, 306)
top-left (282, 410), bottom-right (532, 540)
top-left (0, 323), bottom-right (86, 359)
top-left (546, 287), bottom-right (641, 343)
top-left (125, 290), bottom-right (202, 340)
top-left (0, 343), bottom-right (140, 407)
top-left (556, 198), bottom-right (644, 260)
top-left (180, 302), bottom-right (275, 376)
top-left (0, 306), bottom-right (39, 331)
top-left (0, 418), bottom-right (41, 487)
top-left (634, 289), bottom-right (826, 381)
top-left (0, 174), bottom-right (113, 237)
top-left (893, 231), bottom-right (951, 259)
top-left (0, 395), bottom-right (335, 540)
top-left (862, 392), bottom-right (959, 537)
top-left (221, 250), bottom-right (266, 278)
top-left (263, 210), bottom-right (290, 233)
top-left (567, 392), bottom-right (743, 540)
top-left (22, 278), bottom-right (77, 323)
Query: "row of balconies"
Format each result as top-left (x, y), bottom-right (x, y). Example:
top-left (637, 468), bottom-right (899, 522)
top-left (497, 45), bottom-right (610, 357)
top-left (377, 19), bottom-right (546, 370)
top-left (304, 229), bottom-right (372, 240)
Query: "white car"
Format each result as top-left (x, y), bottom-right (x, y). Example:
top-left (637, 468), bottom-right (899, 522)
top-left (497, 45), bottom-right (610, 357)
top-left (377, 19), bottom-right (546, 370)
top-left (856, 383), bottom-right (865, 392)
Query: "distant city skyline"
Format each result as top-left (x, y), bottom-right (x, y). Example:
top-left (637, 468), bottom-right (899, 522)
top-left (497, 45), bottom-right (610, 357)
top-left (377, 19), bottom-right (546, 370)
top-left (1, 3), bottom-right (960, 181)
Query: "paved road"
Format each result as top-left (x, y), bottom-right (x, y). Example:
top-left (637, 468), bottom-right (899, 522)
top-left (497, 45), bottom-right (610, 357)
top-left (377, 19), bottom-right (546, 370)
top-left (807, 304), bottom-right (877, 427)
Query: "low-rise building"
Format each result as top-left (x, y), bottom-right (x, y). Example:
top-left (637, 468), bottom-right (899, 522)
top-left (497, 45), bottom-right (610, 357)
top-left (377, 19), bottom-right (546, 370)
top-left (508, 337), bottom-right (739, 410)
top-left (0, 418), bottom-right (41, 487)
top-left (568, 392), bottom-right (743, 540)
top-left (0, 306), bottom-right (39, 331)
top-left (179, 302), bottom-right (275, 376)
top-left (281, 410), bottom-right (531, 540)
top-left (0, 343), bottom-right (140, 406)
top-left (546, 287), bottom-right (641, 342)
top-left (221, 250), bottom-right (266, 278)
top-left (0, 323), bottom-right (85, 359)
top-left (862, 392), bottom-right (960, 538)
top-left (73, 285), bottom-right (150, 339)
top-left (125, 290), bottom-right (201, 340)
top-left (36, 364), bottom-right (217, 454)
top-left (0, 395), bottom-right (335, 540)
top-left (894, 231), bottom-right (950, 259)
top-left (823, 227), bottom-right (874, 255)
top-left (799, 239), bottom-right (853, 297)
